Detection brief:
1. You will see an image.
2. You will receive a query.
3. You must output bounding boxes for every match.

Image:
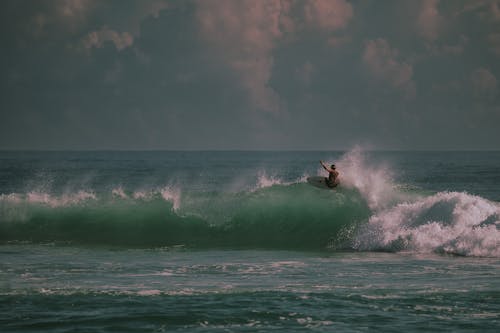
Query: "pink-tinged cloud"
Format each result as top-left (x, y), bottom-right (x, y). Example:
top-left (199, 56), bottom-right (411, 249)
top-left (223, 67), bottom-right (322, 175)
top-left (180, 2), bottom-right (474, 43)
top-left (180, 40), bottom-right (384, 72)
top-left (363, 38), bottom-right (415, 98)
top-left (58, 0), bottom-right (93, 18)
top-left (30, 0), bottom-right (96, 35)
top-left (471, 68), bottom-right (498, 99)
top-left (493, 1), bottom-right (500, 20)
top-left (417, 0), bottom-right (442, 41)
top-left (148, 0), bottom-right (169, 18)
top-left (303, 0), bottom-right (353, 31)
top-left (54, 1), bottom-right (168, 41)
top-left (195, 0), bottom-right (355, 115)
top-left (196, 0), bottom-right (292, 115)
top-left (83, 27), bottom-right (134, 51)
top-left (455, 0), bottom-right (500, 21)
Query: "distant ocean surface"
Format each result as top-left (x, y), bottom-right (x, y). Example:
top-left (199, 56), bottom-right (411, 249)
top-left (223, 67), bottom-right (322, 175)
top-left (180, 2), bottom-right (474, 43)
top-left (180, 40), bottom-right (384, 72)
top-left (1, 150), bottom-right (499, 332)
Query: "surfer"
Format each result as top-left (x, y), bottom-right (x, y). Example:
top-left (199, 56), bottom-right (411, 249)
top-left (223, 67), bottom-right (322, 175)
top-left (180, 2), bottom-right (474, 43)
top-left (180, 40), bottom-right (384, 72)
top-left (320, 161), bottom-right (339, 188)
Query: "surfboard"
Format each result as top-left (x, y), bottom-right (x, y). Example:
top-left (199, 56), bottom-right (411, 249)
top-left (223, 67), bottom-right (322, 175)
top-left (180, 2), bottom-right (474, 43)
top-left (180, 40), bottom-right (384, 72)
top-left (307, 176), bottom-right (338, 190)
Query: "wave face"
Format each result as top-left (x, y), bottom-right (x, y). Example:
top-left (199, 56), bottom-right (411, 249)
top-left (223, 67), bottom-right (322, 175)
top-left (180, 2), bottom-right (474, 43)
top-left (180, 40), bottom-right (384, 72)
top-left (0, 185), bottom-right (370, 249)
top-left (0, 149), bottom-right (499, 256)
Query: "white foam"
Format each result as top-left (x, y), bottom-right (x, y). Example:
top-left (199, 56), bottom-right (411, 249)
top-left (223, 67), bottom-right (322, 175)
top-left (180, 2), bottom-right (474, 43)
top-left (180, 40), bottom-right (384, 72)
top-left (354, 191), bottom-right (500, 257)
top-left (132, 190), bottom-right (154, 200)
top-left (0, 193), bottom-right (23, 204)
top-left (111, 186), bottom-right (128, 199)
top-left (24, 190), bottom-right (96, 207)
top-left (131, 186), bottom-right (181, 211)
top-left (160, 186), bottom-right (181, 211)
top-left (137, 289), bottom-right (161, 296)
top-left (330, 147), bottom-right (500, 257)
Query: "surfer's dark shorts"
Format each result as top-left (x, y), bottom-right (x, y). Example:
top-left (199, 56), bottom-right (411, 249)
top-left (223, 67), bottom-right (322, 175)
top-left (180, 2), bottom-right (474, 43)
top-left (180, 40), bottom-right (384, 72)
top-left (325, 178), bottom-right (338, 188)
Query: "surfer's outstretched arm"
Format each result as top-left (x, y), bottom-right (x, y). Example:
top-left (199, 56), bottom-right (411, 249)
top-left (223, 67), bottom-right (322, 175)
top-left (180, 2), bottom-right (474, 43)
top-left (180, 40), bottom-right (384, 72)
top-left (320, 161), bottom-right (331, 172)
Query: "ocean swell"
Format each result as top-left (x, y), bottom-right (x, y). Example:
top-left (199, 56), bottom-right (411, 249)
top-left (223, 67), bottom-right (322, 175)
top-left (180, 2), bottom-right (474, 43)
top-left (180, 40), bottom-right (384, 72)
top-left (0, 184), bottom-right (370, 249)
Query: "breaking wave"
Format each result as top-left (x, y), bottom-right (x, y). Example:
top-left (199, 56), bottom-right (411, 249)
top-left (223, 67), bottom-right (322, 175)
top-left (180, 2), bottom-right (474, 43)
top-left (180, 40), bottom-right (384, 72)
top-left (0, 148), bottom-right (498, 256)
top-left (0, 184), bottom-right (369, 249)
top-left (339, 148), bottom-right (500, 257)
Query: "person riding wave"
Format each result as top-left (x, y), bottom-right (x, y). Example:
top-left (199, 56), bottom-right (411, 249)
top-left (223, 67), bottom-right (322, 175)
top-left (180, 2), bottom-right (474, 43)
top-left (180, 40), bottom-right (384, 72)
top-left (320, 161), bottom-right (339, 188)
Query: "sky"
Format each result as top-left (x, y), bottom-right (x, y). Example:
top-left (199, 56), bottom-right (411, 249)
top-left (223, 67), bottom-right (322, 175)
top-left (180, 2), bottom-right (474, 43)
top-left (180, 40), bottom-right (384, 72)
top-left (1, 0), bottom-right (499, 150)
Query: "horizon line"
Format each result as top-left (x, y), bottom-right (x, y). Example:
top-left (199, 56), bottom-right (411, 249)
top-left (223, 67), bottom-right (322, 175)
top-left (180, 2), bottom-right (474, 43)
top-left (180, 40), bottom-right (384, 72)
top-left (1, 148), bottom-right (500, 152)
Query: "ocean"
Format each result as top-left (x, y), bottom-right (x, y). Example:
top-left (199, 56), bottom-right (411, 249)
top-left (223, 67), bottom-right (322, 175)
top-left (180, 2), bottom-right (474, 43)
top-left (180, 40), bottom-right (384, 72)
top-left (0, 149), bottom-right (499, 332)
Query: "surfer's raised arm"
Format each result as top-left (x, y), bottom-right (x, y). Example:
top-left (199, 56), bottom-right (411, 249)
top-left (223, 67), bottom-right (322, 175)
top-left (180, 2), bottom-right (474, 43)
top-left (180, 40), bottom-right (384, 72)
top-left (320, 160), bottom-right (332, 172)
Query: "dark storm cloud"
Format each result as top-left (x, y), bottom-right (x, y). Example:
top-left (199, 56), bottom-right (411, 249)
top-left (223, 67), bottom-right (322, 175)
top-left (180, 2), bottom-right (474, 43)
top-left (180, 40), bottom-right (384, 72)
top-left (0, 0), bottom-right (499, 150)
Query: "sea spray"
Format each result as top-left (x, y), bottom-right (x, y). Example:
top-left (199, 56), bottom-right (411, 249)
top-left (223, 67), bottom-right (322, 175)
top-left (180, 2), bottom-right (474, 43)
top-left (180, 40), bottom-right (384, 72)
top-left (334, 146), bottom-right (407, 210)
top-left (252, 170), bottom-right (309, 191)
top-left (254, 171), bottom-right (283, 190)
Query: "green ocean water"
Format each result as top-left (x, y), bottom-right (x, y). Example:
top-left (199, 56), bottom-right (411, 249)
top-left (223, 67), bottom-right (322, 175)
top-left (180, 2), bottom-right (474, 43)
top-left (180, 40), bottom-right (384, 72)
top-left (1, 150), bottom-right (499, 331)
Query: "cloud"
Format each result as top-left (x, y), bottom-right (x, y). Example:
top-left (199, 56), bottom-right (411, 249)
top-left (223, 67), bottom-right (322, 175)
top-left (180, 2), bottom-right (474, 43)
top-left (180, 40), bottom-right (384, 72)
top-left (196, 0), bottom-right (290, 115)
top-left (82, 26), bottom-right (133, 51)
top-left (19, 0), bottom-right (97, 37)
top-left (471, 67), bottom-right (497, 99)
top-left (479, 0), bottom-right (500, 21)
top-left (303, 0), bottom-right (353, 31)
top-left (454, 0), bottom-right (500, 21)
top-left (53, 1), bottom-right (169, 47)
top-left (195, 0), bottom-right (355, 116)
top-left (58, 0), bottom-right (93, 18)
top-left (3, 0), bottom-right (500, 150)
top-left (363, 38), bottom-right (415, 98)
top-left (147, 0), bottom-right (169, 18)
top-left (493, 0), bottom-right (500, 20)
top-left (417, 0), bottom-right (442, 41)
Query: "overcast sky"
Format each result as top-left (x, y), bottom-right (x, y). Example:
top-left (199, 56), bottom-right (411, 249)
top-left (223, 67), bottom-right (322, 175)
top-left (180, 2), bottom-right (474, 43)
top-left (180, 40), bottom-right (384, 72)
top-left (1, 0), bottom-right (499, 150)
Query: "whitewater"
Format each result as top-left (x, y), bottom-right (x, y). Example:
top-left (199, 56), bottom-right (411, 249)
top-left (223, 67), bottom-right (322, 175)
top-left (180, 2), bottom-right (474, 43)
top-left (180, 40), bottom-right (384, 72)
top-left (1, 149), bottom-right (499, 332)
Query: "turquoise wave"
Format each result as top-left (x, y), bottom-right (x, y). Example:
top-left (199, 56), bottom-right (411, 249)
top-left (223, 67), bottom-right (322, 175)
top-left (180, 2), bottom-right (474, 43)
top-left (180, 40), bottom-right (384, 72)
top-left (0, 184), bottom-right (371, 249)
